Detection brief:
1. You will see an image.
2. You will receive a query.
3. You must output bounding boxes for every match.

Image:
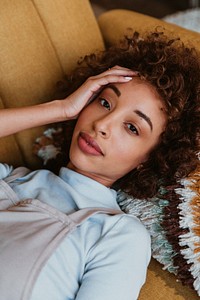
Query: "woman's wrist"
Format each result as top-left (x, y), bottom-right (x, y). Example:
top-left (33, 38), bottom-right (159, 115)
top-left (40, 99), bottom-right (68, 123)
top-left (0, 99), bottom-right (69, 138)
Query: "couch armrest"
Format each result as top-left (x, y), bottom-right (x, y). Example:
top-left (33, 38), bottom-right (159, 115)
top-left (98, 9), bottom-right (200, 50)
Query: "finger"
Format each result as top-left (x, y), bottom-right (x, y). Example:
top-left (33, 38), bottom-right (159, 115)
top-left (83, 74), bottom-right (133, 103)
top-left (87, 73), bottom-right (133, 90)
top-left (83, 75), bottom-right (132, 108)
top-left (70, 73), bottom-right (133, 109)
top-left (94, 67), bottom-right (139, 79)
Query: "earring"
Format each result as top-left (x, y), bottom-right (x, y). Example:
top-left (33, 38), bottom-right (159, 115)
top-left (136, 164), bottom-right (143, 171)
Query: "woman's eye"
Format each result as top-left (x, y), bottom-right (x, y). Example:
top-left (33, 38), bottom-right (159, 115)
top-left (99, 98), bottom-right (111, 110)
top-left (126, 123), bottom-right (139, 135)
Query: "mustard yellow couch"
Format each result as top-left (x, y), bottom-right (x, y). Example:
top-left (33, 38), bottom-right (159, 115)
top-left (0, 1), bottom-right (199, 299)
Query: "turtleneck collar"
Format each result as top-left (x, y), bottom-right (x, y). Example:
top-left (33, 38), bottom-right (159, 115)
top-left (59, 167), bottom-right (120, 210)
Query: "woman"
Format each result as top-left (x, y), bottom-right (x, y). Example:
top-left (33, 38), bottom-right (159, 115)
top-left (0, 31), bottom-right (199, 300)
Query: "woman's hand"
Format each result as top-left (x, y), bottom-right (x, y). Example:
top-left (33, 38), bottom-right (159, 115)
top-left (0, 66), bottom-right (137, 138)
top-left (60, 66), bottom-right (138, 119)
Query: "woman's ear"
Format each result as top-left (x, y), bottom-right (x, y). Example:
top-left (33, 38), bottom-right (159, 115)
top-left (136, 153), bottom-right (150, 170)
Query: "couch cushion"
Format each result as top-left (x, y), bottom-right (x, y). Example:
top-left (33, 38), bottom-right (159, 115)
top-left (139, 259), bottom-right (199, 300)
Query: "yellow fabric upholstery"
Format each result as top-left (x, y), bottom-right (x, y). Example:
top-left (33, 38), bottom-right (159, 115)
top-left (140, 259), bottom-right (199, 300)
top-left (0, 2), bottom-right (199, 299)
top-left (98, 9), bottom-right (200, 50)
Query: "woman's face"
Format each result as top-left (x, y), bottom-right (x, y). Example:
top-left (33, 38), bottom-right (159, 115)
top-left (68, 78), bottom-right (167, 186)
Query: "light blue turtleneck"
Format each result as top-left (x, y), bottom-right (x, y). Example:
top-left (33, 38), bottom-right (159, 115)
top-left (7, 166), bottom-right (151, 300)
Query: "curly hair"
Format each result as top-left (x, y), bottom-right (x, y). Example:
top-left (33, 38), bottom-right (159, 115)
top-left (56, 31), bottom-right (200, 199)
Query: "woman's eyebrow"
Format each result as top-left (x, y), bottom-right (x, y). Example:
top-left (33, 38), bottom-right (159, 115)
top-left (134, 110), bottom-right (153, 131)
top-left (106, 84), bottom-right (121, 97)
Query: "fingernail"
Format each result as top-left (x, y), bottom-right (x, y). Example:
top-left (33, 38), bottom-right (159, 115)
top-left (124, 76), bottom-right (133, 81)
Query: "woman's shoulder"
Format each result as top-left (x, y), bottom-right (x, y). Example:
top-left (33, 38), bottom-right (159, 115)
top-left (107, 214), bottom-right (151, 261)
top-left (103, 214), bottom-right (151, 247)
top-left (113, 212), bottom-right (151, 242)
top-left (87, 212), bottom-right (151, 264)
top-left (91, 210), bottom-right (150, 245)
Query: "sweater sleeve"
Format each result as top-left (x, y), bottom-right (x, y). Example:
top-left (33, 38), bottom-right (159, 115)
top-left (75, 215), bottom-right (151, 300)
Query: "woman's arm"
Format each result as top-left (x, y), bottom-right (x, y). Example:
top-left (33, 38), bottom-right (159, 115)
top-left (0, 66), bottom-right (135, 138)
top-left (0, 100), bottom-right (65, 137)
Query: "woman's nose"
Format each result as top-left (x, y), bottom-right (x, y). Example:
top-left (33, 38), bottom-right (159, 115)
top-left (93, 116), bottom-right (112, 139)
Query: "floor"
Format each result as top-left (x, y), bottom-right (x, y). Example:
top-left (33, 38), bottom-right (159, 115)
top-left (90, 0), bottom-right (199, 18)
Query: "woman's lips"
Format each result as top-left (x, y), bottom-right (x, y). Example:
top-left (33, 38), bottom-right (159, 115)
top-left (78, 132), bottom-right (104, 156)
